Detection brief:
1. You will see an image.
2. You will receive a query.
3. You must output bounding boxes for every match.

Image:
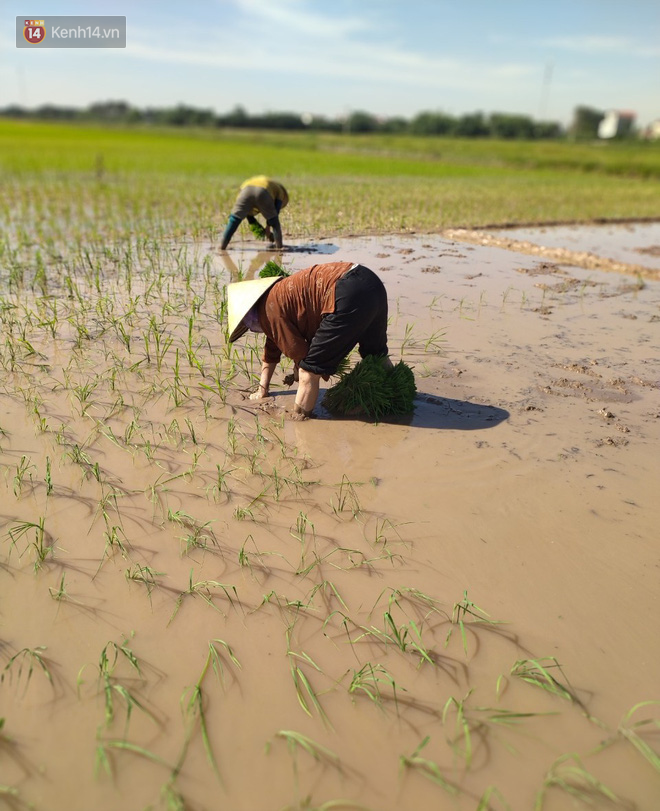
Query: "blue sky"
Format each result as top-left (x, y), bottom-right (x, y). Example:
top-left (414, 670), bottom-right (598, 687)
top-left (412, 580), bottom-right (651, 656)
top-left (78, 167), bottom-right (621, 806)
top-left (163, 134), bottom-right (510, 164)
top-left (1, 0), bottom-right (659, 126)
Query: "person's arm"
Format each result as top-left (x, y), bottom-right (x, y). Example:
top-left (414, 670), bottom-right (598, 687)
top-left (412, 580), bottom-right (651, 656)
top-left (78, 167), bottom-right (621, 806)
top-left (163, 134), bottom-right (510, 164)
top-left (293, 368), bottom-right (320, 416)
top-left (266, 215), bottom-right (283, 249)
top-left (249, 361), bottom-right (277, 400)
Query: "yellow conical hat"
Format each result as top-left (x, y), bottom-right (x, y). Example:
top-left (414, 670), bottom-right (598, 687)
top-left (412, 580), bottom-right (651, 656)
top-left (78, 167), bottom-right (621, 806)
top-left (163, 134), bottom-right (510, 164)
top-left (227, 277), bottom-right (280, 342)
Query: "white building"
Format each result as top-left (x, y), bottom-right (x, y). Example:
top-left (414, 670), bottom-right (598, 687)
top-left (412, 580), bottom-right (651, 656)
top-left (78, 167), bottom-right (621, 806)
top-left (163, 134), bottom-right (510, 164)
top-left (598, 109), bottom-right (636, 138)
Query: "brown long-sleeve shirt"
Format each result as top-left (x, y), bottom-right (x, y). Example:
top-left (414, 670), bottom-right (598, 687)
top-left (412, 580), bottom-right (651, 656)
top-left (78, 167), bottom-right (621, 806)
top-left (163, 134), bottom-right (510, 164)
top-left (257, 262), bottom-right (353, 364)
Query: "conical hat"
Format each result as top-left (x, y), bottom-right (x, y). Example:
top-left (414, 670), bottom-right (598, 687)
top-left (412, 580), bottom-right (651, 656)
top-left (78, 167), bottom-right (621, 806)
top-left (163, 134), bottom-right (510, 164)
top-left (227, 276), bottom-right (281, 342)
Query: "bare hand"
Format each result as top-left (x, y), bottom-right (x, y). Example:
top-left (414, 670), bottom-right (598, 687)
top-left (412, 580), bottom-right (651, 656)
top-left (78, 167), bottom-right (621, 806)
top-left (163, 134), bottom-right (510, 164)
top-left (283, 373), bottom-right (296, 386)
top-left (287, 411), bottom-right (309, 422)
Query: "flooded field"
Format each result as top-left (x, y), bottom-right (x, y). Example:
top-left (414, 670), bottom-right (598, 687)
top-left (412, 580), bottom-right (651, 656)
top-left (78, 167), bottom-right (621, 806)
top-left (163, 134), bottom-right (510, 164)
top-left (1, 226), bottom-right (659, 810)
top-left (489, 221), bottom-right (660, 272)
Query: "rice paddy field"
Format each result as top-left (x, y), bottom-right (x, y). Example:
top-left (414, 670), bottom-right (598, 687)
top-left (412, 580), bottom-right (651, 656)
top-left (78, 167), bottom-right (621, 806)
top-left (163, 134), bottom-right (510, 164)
top-left (1, 120), bottom-right (659, 811)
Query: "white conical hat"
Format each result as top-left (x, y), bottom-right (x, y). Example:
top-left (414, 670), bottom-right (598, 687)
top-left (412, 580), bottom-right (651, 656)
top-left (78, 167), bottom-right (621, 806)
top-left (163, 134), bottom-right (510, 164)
top-left (227, 276), bottom-right (281, 342)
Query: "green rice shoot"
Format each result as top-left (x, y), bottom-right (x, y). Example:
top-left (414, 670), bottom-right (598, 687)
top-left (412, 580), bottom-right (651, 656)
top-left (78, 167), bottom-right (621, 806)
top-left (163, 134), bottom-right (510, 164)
top-left (323, 356), bottom-right (416, 420)
top-left (249, 221), bottom-right (267, 240)
top-left (259, 261), bottom-right (290, 278)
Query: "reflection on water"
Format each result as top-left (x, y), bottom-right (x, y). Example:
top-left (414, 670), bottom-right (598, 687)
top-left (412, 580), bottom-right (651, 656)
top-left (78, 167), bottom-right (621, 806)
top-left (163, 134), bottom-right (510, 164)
top-left (219, 243), bottom-right (340, 282)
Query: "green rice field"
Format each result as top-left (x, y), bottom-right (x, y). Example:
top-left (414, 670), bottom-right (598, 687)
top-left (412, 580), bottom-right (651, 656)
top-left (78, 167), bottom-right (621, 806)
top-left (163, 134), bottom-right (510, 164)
top-left (1, 120), bottom-right (659, 255)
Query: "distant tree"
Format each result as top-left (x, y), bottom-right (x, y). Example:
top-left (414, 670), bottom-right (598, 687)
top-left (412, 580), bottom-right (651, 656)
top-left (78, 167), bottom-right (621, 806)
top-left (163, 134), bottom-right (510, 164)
top-left (344, 110), bottom-right (379, 133)
top-left (306, 115), bottom-right (343, 132)
top-left (410, 111), bottom-right (455, 135)
top-left (219, 106), bottom-right (250, 127)
top-left (380, 116), bottom-right (409, 134)
top-left (534, 120), bottom-right (564, 139)
top-left (34, 104), bottom-right (78, 119)
top-left (87, 100), bottom-right (133, 121)
top-left (159, 104), bottom-right (214, 126)
top-left (571, 106), bottom-right (604, 139)
top-left (251, 111), bottom-right (306, 130)
top-left (0, 105), bottom-right (28, 118)
top-left (454, 112), bottom-right (489, 137)
top-left (489, 113), bottom-right (535, 139)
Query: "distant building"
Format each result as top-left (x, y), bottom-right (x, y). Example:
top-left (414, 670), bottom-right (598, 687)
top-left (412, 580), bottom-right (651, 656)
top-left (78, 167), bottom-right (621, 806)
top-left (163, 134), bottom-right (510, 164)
top-left (598, 109), bottom-right (636, 139)
top-left (641, 119), bottom-right (660, 140)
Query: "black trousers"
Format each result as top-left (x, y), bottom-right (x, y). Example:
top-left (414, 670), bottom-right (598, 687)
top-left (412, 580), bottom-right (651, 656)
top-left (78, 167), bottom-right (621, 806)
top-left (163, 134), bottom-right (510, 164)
top-left (300, 264), bottom-right (389, 376)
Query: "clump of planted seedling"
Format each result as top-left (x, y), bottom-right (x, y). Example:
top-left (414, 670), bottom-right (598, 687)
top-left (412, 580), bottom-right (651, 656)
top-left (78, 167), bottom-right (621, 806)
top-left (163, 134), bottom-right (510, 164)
top-left (399, 736), bottom-right (459, 797)
top-left (259, 260), bottom-right (290, 278)
top-left (81, 640), bottom-right (157, 733)
top-left (174, 640), bottom-right (241, 785)
top-left (168, 569), bottom-right (239, 624)
top-left (6, 516), bottom-right (52, 571)
top-left (534, 753), bottom-right (619, 809)
top-left (447, 590), bottom-right (506, 654)
top-left (1, 647), bottom-right (53, 692)
top-left (323, 355), bottom-right (416, 420)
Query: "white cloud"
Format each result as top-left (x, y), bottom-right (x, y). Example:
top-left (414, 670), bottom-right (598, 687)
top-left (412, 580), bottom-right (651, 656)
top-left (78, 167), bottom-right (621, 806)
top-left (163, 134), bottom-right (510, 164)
top-left (124, 8), bottom-right (537, 95)
top-left (541, 34), bottom-right (659, 57)
top-left (232, 0), bottom-right (369, 38)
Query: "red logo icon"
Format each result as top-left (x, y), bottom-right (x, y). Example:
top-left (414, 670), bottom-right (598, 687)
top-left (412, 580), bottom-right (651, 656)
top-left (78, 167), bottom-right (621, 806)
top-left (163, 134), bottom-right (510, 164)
top-left (23, 20), bottom-right (46, 44)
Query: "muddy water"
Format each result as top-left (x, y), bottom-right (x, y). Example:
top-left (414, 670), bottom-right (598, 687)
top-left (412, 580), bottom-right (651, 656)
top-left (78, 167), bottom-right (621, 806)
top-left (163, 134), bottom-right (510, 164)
top-left (489, 221), bottom-right (660, 272)
top-left (1, 231), bottom-right (659, 810)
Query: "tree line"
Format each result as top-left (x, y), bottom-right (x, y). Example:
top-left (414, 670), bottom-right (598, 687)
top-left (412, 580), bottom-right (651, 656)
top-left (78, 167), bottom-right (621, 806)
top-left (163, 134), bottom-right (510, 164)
top-left (0, 101), bottom-right (637, 140)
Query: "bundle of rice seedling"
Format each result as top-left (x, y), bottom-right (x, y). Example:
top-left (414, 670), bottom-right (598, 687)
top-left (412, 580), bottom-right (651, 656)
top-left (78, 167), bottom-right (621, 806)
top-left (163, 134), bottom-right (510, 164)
top-left (249, 221), bottom-right (267, 240)
top-left (323, 356), bottom-right (416, 420)
top-left (259, 261), bottom-right (290, 278)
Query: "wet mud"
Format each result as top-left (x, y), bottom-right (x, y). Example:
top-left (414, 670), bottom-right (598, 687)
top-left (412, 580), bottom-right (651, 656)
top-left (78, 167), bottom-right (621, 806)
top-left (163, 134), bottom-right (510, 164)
top-left (1, 227), bottom-right (659, 810)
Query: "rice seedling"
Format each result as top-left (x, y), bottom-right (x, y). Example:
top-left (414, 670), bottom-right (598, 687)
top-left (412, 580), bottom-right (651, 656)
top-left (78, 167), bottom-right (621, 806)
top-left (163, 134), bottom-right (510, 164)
top-left (617, 701), bottom-right (660, 773)
top-left (510, 657), bottom-right (583, 707)
top-left (348, 662), bottom-right (402, 713)
top-left (441, 694), bottom-right (475, 769)
top-left (305, 580), bottom-right (348, 614)
top-left (476, 786), bottom-right (512, 811)
top-left (48, 573), bottom-right (69, 602)
top-left (534, 753), bottom-right (619, 809)
top-left (71, 378), bottom-right (99, 417)
top-left (370, 517), bottom-right (408, 551)
top-left (355, 612), bottom-right (434, 666)
top-left (44, 455), bottom-right (53, 495)
top-left (176, 643), bottom-right (226, 783)
top-left (206, 638), bottom-right (241, 689)
top-left (272, 730), bottom-right (342, 778)
top-left (12, 455), bottom-right (35, 497)
top-left (95, 738), bottom-right (171, 779)
top-left (6, 516), bottom-right (52, 571)
top-left (2, 647), bottom-right (53, 693)
top-left (287, 648), bottom-right (331, 728)
top-left (125, 564), bottom-right (164, 601)
top-left (594, 700), bottom-right (660, 774)
top-left (447, 590), bottom-right (505, 654)
top-left (259, 260), bottom-right (290, 278)
top-left (169, 569), bottom-right (239, 624)
top-left (291, 511), bottom-right (315, 574)
top-left (90, 641), bottom-right (157, 733)
top-left (233, 504), bottom-right (255, 521)
top-left (399, 736), bottom-right (459, 796)
top-left (330, 474), bottom-right (363, 517)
